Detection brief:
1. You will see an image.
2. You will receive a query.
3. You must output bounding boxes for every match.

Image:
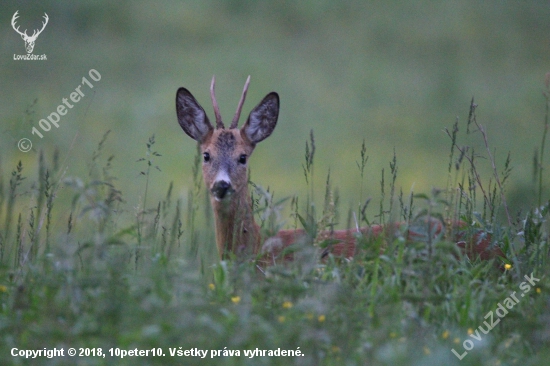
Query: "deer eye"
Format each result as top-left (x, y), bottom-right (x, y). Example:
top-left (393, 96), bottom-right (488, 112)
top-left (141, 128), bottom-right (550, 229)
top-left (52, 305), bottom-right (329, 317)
top-left (203, 152), bottom-right (210, 162)
top-left (239, 154), bottom-right (247, 165)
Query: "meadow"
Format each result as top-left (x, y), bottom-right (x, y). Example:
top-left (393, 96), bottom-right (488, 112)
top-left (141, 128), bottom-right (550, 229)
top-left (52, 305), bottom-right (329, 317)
top-left (1, 1), bottom-right (550, 365)
top-left (0, 93), bottom-right (549, 365)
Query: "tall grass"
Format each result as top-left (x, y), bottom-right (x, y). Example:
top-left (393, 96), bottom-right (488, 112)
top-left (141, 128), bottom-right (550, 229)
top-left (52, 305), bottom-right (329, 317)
top-left (0, 87), bottom-right (549, 365)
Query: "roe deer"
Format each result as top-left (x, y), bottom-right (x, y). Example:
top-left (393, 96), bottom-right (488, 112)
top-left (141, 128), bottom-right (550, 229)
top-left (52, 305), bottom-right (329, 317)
top-left (176, 76), bottom-right (505, 266)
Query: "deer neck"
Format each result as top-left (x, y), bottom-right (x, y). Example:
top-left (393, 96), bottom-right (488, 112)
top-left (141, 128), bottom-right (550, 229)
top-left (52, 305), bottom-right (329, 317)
top-left (211, 185), bottom-right (260, 258)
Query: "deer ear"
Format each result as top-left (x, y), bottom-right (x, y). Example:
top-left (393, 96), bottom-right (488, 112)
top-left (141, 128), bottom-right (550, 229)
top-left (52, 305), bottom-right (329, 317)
top-left (176, 87), bottom-right (213, 142)
top-left (241, 92), bottom-right (279, 144)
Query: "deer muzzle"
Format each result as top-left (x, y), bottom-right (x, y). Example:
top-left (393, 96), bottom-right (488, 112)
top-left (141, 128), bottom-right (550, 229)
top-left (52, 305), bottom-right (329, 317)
top-left (211, 180), bottom-right (233, 201)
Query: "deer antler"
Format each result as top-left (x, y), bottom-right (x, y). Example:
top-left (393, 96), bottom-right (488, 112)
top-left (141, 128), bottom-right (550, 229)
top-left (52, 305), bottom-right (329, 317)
top-left (11, 11), bottom-right (27, 37)
top-left (230, 75), bottom-right (251, 129)
top-left (210, 76), bottom-right (224, 129)
top-left (31, 13), bottom-right (49, 39)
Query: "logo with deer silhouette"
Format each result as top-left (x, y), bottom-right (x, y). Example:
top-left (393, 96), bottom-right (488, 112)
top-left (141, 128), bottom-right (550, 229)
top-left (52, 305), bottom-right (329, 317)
top-left (11, 10), bottom-right (48, 59)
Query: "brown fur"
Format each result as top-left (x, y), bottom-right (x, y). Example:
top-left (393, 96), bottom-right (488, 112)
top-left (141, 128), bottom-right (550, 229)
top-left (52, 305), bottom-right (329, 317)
top-left (257, 220), bottom-right (505, 266)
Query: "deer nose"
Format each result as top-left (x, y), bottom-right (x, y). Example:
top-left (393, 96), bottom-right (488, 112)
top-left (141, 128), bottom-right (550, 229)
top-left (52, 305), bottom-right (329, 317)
top-left (211, 180), bottom-right (232, 200)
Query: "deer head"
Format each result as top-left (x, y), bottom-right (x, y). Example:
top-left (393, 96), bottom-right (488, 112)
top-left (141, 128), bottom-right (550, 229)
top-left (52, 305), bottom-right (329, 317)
top-left (11, 11), bottom-right (49, 54)
top-left (176, 76), bottom-right (279, 256)
top-left (176, 76), bottom-right (279, 204)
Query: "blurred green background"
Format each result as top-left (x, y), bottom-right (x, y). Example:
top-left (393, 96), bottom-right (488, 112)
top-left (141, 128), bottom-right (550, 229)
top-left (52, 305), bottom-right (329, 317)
top-left (1, 0), bottom-right (549, 223)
